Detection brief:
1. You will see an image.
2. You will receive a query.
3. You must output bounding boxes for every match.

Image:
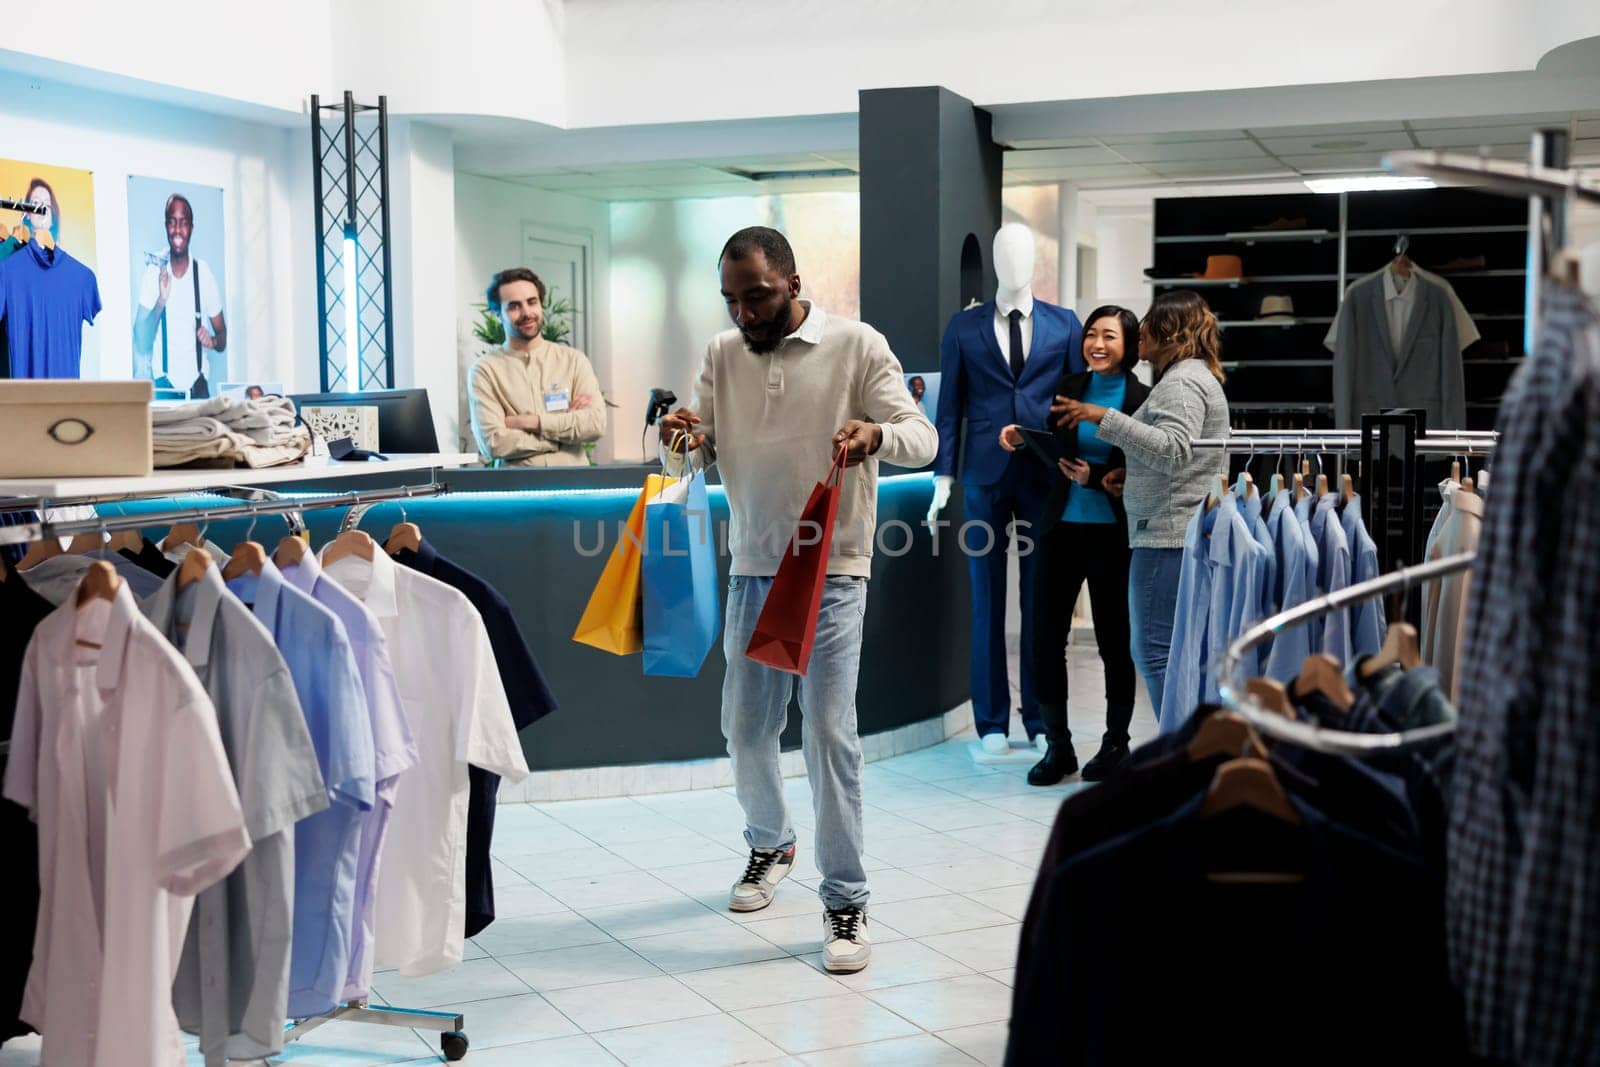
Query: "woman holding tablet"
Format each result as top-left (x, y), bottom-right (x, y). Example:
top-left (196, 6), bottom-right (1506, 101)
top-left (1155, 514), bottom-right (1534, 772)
top-left (1000, 305), bottom-right (1148, 785)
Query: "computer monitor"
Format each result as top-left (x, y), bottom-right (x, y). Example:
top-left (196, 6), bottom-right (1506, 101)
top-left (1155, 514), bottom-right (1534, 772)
top-left (288, 388), bottom-right (439, 453)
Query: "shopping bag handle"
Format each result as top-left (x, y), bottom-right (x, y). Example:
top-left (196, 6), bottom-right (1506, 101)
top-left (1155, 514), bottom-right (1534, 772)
top-left (825, 443), bottom-right (849, 488)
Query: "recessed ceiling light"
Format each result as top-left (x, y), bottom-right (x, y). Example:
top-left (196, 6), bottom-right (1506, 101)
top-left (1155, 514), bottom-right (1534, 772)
top-left (1303, 175), bottom-right (1437, 193)
top-left (1312, 140), bottom-right (1367, 150)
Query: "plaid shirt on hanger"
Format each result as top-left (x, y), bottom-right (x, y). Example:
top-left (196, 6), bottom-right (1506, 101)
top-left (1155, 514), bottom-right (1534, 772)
top-left (1448, 284), bottom-right (1600, 1063)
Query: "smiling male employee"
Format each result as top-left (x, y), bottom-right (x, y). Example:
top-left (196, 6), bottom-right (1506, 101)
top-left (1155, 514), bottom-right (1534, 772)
top-left (469, 267), bottom-right (606, 466)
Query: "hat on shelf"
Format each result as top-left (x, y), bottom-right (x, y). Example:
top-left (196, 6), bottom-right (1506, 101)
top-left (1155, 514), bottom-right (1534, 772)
top-left (1256, 294), bottom-right (1295, 321)
top-left (1191, 254), bottom-right (1245, 281)
top-left (1252, 216), bottom-right (1309, 231)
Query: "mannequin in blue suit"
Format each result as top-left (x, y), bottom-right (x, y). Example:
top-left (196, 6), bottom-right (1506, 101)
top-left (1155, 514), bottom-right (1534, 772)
top-left (930, 225), bottom-right (1084, 750)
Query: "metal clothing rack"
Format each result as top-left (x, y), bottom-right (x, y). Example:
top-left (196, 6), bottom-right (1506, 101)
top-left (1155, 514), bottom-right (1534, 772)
top-left (0, 477), bottom-right (472, 1061)
top-left (1218, 551), bottom-right (1474, 754)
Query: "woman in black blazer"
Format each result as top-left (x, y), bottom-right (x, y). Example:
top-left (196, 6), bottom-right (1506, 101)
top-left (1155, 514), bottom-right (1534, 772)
top-left (1000, 306), bottom-right (1149, 785)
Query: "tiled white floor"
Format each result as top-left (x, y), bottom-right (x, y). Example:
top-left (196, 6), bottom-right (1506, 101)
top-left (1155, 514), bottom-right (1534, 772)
top-left (1, 640), bottom-right (1152, 1067)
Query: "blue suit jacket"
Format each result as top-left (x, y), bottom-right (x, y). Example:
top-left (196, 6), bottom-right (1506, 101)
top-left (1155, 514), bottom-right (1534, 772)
top-left (934, 300), bottom-right (1083, 486)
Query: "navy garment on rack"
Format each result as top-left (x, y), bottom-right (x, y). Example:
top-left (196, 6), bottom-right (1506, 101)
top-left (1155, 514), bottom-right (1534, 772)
top-left (391, 538), bottom-right (556, 937)
top-left (1449, 285), bottom-right (1600, 1063)
top-left (0, 240), bottom-right (101, 379)
top-left (0, 558), bottom-right (52, 1040)
top-left (119, 537), bottom-right (178, 579)
top-left (1008, 790), bottom-right (1459, 1066)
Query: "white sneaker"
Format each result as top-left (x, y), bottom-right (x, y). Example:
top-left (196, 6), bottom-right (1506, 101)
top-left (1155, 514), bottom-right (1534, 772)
top-left (822, 906), bottom-right (871, 973)
top-left (729, 844), bottom-right (796, 912)
top-left (980, 733), bottom-right (1010, 756)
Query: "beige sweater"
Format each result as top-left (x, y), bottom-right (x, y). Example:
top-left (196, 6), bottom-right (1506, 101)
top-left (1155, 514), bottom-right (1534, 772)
top-left (469, 340), bottom-right (606, 467)
top-left (664, 303), bottom-right (938, 578)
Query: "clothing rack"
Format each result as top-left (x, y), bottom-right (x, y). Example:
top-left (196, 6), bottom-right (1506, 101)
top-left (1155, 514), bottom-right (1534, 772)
top-left (1218, 550), bottom-right (1475, 754)
top-left (0, 476), bottom-right (472, 1061)
top-left (0, 483), bottom-right (446, 547)
top-left (0, 196), bottom-right (48, 215)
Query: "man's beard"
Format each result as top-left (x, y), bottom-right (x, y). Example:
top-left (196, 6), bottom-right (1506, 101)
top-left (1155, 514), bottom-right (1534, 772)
top-left (740, 318), bottom-right (787, 354)
top-left (511, 319), bottom-right (542, 341)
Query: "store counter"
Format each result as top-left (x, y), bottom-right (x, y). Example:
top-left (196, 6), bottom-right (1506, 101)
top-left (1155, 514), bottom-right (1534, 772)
top-left (126, 463), bottom-right (972, 772)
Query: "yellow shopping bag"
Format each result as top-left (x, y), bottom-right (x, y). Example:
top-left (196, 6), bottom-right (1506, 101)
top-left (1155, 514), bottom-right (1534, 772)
top-left (572, 473), bottom-right (677, 654)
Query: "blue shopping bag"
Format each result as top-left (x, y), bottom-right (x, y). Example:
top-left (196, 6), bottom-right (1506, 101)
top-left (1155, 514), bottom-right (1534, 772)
top-left (641, 463), bottom-right (722, 677)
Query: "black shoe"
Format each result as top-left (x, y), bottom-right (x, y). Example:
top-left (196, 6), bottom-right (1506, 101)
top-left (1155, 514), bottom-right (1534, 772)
top-left (1027, 739), bottom-right (1078, 786)
top-left (1081, 740), bottom-right (1129, 783)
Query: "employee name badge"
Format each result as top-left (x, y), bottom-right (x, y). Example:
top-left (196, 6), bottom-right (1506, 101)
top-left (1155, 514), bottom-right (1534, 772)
top-left (543, 385), bottom-right (571, 413)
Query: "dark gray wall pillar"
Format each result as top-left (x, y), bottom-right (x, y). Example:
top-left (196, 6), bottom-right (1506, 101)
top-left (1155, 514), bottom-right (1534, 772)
top-left (859, 86), bottom-right (1003, 373)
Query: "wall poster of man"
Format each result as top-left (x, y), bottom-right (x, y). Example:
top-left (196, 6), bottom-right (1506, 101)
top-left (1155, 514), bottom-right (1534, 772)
top-left (127, 176), bottom-right (228, 398)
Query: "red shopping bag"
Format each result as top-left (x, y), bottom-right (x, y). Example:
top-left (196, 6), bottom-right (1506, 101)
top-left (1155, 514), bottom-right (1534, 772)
top-left (745, 447), bottom-right (848, 676)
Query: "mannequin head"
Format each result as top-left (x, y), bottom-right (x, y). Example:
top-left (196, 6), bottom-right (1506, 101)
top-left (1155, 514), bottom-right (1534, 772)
top-left (992, 224), bottom-right (1036, 293)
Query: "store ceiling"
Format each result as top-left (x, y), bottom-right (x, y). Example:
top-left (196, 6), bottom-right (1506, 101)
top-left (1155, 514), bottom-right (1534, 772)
top-left (485, 112), bottom-right (1600, 202)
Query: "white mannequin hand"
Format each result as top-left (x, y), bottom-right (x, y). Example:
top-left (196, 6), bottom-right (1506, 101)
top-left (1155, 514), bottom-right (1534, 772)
top-left (927, 475), bottom-right (953, 527)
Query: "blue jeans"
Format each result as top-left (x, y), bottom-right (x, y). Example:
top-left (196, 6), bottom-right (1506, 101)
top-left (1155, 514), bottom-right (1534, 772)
top-left (722, 574), bottom-right (869, 910)
top-left (1128, 547), bottom-right (1184, 721)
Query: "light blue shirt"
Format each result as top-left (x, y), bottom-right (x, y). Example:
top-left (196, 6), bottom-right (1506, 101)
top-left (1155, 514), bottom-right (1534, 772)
top-left (1263, 489), bottom-right (1314, 683)
top-left (1295, 491), bottom-right (1323, 650)
top-left (1240, 491), bottom-right (1277, 652)
top-left (227, 560), bottom-right (374, 1020)
top-left (1159, 494), bottom-right (1273, 733)
top-left (1311, 493), bottom-right (1353, 666)
top-left (1340, 494), bottom-right (1387, 662)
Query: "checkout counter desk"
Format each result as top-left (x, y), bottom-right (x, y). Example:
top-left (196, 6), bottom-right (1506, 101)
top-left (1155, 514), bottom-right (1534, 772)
top-left (138, 462), bottom-right (973, 773)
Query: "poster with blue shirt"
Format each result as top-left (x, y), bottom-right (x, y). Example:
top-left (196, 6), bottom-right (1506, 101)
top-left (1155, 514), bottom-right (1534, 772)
top-left (128, 176), bottom-right (228, 398)
top-left (0, 157), bottom-right (100, 379)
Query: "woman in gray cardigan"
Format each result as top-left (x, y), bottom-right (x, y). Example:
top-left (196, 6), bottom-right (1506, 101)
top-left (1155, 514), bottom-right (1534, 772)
top-left (1054, 289), bottom-right (1229, 719)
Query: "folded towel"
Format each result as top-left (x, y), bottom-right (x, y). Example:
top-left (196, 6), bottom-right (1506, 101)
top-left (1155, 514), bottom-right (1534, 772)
top-left (150, 396), bottom-right (232, 425)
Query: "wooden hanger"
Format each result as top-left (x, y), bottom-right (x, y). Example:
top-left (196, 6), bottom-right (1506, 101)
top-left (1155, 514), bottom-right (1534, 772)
top-left (221, 541), bottom-right (268, 581)
top-left (107, 528), bottom-right (144, 554)
top-left (161, 523), bottom-right (203, 553)
top-left (1244, 678), bottom-right (1294, 717)
top-left (17, 535), bottom-right (64, 570)
top-left (1292, 471), bottom-right (1306, 501)
top-left (74, 560), bottom-right (121, 606)
top-left (1206, 472), bottom-right (1228, 510)
top-left (1300, 459), bottom-right (1310, 479)
top-left (1358, 622), bottom-right (1422, 679)
top-left (1269, 472), bottom-right (1285, 496)
top-left (384, 521), bottom-right (422, 556)
top-left (1200, 757), bottom-right (1301, 825)
top-left (177, 540), bottom-right (213, 589)
top-left (65, 532), bottom-right (104, 555)
top-left (1292, 652), bottom-right (1354, 713)
top-left (273, 533), bottom-right (308, 567)
top-left (1449, 461), bottom-right (1461, 484)
top-left (31, 227), bottom-right (53, 251)
top-left (1314, 473), bottom-right (1329, 498)
top-left (1185, 710), bottom-right (1268, 763)
top-left (1234, 471), bottom-right (1255, 499)
top-left (321, 529), bottom-right (376, 566)
top-left (9, 224), bottom-right (27, 243)
top-left (1340, 473), bottom-right (1355, 505)
top-left (1459, 476), bottom-right (1476, 496)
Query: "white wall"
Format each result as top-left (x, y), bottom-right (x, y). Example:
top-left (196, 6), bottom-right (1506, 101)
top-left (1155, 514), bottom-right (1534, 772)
top-left (0, 67), bottom-right (313, 389)
top-left (389, 121), bottom-right (459, 451)
top-left (1093, 202), bottom-right (1157, 320)
top-left (453, 174), bottom-right (613, 454)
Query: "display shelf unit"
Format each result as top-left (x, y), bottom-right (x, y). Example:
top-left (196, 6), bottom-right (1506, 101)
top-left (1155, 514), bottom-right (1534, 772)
top-left (1149, 187), bottom-right (1528, 431)
top-left (0, 453), bottom-right (479, 500)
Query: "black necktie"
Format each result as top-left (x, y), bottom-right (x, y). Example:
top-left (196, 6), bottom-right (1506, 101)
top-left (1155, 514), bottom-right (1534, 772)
top-left (1008, 309), bottom-right (1025, 380)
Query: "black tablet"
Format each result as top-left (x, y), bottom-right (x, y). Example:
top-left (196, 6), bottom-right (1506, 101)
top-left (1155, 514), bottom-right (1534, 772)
top-left (1017, 427), bottom-right (1064, 467)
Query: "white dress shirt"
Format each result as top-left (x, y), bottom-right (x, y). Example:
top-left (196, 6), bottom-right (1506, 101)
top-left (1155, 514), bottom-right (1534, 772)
top-left (1383, 268), bottom-right (1419, 355)
top-left (321, 547), bottom-right (528, 977)
top-left (3, 583), bottom-right (249, 1067)
top-left (994, 291), bottom-right (1035, 366)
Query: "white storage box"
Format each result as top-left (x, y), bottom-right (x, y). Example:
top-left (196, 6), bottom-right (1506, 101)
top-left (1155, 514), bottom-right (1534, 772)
top-left (0, 380), bottom-right (154, 478)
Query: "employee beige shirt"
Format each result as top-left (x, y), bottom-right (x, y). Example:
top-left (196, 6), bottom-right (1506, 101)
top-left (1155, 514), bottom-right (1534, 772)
top-left (321, 547), bottom-right (529, 977)
top-left (4, 583), bottom-right (249, 1067)
top-left (469, 339), bottom-right (606, 467)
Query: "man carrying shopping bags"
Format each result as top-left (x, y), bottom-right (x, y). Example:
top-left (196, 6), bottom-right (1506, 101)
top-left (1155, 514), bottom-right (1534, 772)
top-left (660, 227), bottom-right (937, 973)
